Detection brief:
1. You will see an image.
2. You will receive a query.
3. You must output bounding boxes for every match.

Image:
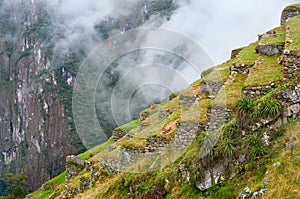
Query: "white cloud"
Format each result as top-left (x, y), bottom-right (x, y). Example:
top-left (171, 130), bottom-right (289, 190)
top-left (162, 0), bottom-right (300, 64)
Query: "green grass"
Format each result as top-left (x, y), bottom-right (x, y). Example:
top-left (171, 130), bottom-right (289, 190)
top-left (214, 74), bottom-right (247, 108)
top-left (77, 138), bottom-right (114, 160)
top-left (28, 172), bottom-right (66, 199)
top-left (284, 3), bottom-right (300, 12)
top-left (44, 172), bottom-right (66, 186)
top-left (202, 62), bottom-right (231, 82)
top-left (199, 98), bottom-right (212, 123)
top-left (260, 25), bottom-right (286, 44)
top-left (286, 15), bottom-right (300, 50)
top-left (28, 189), bottom-right (54, 199)
top-left (114, 119), bottom-right (140, 132)
top-left (245, 56), bottom-right (282, 86)
top-left (233, 42), bottom-right (259, 64)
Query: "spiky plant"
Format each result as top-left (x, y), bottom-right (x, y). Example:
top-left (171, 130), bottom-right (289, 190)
top-left (248, 132), bottom-right (268, 158)
top-left (236, 98), bottom-right (256, 129)
top-left (259, 99), bottom-right (282, 119)
top-left (215, 136), bottom-right (236, 159)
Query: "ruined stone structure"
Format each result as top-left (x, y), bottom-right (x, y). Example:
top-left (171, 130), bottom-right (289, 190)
top-left (112, 130), bottom-right (127, 141)
top-left (178, 95), bottom-right (197, 105)
top-left (200, 81), bottom-right (223, 96)
top-left (172, 122), bottom-right (201, 148)
top-left (281, 5), bottom-right (300, 25)
top-left (279, 50), bottom-right (300, 80)
top-left (206, 107), bottom-right (231, 132)
top-left (242, 83), bottom-right (277, 99)
top-left (255, 43), bottom-right (284, 56)
top-left (230, 63), bottom-right (255, 74)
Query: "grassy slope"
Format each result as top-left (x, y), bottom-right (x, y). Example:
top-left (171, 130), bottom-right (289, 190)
top-left (29, 5), bottom-right (300, 199)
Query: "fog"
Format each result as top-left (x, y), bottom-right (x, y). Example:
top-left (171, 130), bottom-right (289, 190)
top-left (162, 0), bottom-right (300, 64)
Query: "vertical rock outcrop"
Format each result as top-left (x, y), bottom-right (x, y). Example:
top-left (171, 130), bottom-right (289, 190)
top-left (0, 1), bottom-right (82, 190)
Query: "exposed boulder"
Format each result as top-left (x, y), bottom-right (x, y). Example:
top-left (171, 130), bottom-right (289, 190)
top-left (196, 165), bottom-right (225, 191)
top-left (255, 43), bottom-right (284, 56)
top-left (236, 187), bottom-right (251, 199)
top-left (66, 155), bottom-right (89, 181)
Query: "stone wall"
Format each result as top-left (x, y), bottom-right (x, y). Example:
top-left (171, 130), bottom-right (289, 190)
top-left (145, 136), bottom-right (170, 153)
top-left (112, 130), bottom-right (127, 141)
top-left (200, 81), bottom-right (223, 96)
top-left (158, 108), bottom-right (172, 120)
top-left (255, 43), bottom-right (284, 56)
top-left (279, 50), bottom-right (300, 80)
top-left (276, 82), bottom-right (300, 119)
top-left (179, 95), bottom-right (197, 105)
top-left (99, 158), bottom-right (124, 173)
top-left (140, 111), bottom-right (150, 121)
top-left (206, 107), bottom-right (231, 132)
top-left (230, 63), bottom-right (254, 75)
top-left (242, 83), bottom-right (277, 99)
top-left (281, 6), bottom-right (300, 25)
top-left (66, 155), bottom-right (90, 181)
top-left (231, 48), bottom-right (242, 59)
top-left (172, 122), bottom-right (200, 148)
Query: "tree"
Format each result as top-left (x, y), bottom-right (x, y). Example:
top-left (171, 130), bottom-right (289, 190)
top-left (4, 173), bottom-right (29, 199)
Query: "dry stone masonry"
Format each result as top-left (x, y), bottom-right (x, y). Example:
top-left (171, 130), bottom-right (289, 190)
top-left (179, 95), bottom-right (197, 105)
top-left (172, 122), bottom-right (201, 148)
top-left (99, 158), bottom-right (124, 173)
top-left (231, 48), bottom-right (242, 59)
top-left (158, 108), bottom-right (172, 120)
top-left (112, 130), bottom-right (127, 141)
top-left (255, 43), bottom-right (284, 56)
top-left (281, 5), bottom-right (300, 25)
top-left (279, 50), bottom-right (300, 80)
top-left (242, 83), bottom-right (277, 99)
top-left (276, 82), bottom-right (300, 119)
top-left (230, 63), bottom-right (255, 75)
top-left (65, 155), bottom-right (91, 181)
top-left (145, 136), bottom-right (170, 153)
top-left (206, 107), bottom-right (231, 132)
top-left (200, 81), bottom-right (223, 95)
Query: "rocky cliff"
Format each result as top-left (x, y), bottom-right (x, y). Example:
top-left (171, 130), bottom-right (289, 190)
top-left (0, 1), bottom-right (83, 190)
top-left (0, 0), bottom-right (177, 191)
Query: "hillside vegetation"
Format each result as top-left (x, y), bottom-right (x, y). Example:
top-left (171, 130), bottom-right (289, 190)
top-left (28, 3), bottom-right (300, 199)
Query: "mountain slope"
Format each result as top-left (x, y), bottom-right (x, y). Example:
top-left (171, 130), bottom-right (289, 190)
top-left (28, 3), bottom-right (300, 199)
top-left (0, 0), bottom-right (178, 191)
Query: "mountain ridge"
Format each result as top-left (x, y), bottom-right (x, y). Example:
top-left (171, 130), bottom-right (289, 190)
top-left (27, 3), bottom-right (300, 199)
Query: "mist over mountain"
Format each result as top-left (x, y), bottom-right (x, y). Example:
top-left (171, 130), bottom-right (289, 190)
top-left (0, 0), bottom-right (299, 194)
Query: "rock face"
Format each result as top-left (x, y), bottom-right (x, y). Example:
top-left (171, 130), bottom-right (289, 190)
top-left (196, 164), bottom-right (225, 191)
top-left (0, 1), bottom-right (82, 190)
top-left (236, 187), bottom-right (251, 199)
